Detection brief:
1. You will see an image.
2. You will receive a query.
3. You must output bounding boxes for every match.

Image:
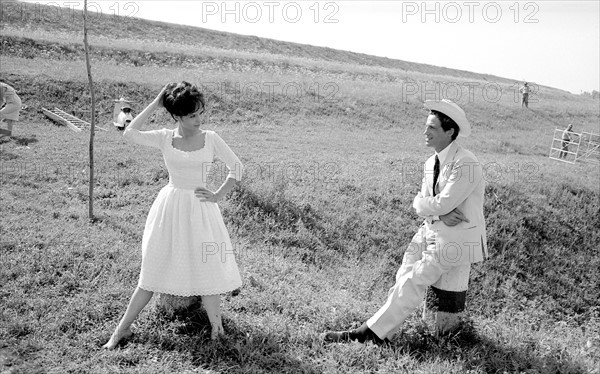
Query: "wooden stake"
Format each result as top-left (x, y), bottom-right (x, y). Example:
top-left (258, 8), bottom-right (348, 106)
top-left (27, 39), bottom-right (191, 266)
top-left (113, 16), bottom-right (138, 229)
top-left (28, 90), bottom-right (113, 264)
top-left (83, 0), bottom-right (96, 221)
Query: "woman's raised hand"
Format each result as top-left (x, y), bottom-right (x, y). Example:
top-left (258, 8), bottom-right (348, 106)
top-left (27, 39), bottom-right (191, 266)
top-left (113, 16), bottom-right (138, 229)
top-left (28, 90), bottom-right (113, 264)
top-left (153, 84), bottom-right (171, 108)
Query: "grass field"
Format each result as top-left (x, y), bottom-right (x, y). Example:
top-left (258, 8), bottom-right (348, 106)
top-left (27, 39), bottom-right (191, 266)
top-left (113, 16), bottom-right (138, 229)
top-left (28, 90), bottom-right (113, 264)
top-left (1, 2), bottom-right (599, 373)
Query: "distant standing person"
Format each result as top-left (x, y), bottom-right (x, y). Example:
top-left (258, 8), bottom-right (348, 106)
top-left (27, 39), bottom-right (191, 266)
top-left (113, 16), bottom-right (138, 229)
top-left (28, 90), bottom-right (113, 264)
top-left (560, 123), bottom-right (574, 159)
top-left (103, 82), bottom-right (244, 349)
top-left (0, 82), bottom-right (22, 137)
top-left (520, 82), bottom-right (530, 108)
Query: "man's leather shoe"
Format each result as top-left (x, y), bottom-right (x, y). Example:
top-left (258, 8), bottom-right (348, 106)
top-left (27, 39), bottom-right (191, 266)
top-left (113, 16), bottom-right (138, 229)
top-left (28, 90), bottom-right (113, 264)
top-left (323, 323), bottom-right (388, 345)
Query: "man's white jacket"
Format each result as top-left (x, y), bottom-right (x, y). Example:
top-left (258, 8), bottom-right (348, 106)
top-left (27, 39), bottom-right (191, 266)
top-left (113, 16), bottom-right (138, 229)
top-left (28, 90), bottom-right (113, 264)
top-left (413, 141), bottom-right (488, 266)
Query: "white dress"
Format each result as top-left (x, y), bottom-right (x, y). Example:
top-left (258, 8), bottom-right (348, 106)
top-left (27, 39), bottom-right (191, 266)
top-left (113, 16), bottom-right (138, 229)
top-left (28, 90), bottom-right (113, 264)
top-left (123, 128), bottom-right (243, 296)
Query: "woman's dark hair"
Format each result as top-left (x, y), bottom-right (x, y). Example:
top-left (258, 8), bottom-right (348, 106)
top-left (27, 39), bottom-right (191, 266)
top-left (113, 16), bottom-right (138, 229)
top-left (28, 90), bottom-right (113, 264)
top-left (162, 81), bottom-right (205, 119)
top-left (430, 110), bottom-right (460, 140)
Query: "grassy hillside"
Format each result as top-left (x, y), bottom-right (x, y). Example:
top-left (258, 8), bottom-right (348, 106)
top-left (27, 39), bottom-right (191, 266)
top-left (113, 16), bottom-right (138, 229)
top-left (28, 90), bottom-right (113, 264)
top-left (1, 1), bottom-right (599, 373)
top-left (0, 0), bottom-right (555, 87)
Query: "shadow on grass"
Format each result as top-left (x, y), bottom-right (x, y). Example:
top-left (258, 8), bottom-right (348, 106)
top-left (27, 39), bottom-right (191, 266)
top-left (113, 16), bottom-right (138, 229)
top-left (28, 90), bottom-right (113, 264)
top-left (0, 135), bottom-right (38, 161)
top-left (130, 304), bottom-right (320, 374)
top-left (13, 136), bottom-right (39, 146)
top-left (395, 320), bottom-right (589, 373)
top-left (0, 135), bottom-right (39, 145)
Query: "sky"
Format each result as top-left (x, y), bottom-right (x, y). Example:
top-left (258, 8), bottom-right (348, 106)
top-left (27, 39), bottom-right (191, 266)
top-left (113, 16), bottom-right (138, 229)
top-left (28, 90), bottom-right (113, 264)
top-left (24, 1), bottom-right (600, 94)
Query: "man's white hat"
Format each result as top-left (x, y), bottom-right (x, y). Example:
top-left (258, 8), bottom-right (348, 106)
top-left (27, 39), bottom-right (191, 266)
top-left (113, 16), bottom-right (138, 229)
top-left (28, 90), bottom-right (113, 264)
top-left (424, 99), bottom-right (471, 138)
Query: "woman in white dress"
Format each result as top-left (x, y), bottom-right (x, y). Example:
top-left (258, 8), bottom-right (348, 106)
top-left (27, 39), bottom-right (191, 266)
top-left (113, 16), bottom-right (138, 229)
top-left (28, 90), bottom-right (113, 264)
top-left (103, 82), bottom-right (243, 349)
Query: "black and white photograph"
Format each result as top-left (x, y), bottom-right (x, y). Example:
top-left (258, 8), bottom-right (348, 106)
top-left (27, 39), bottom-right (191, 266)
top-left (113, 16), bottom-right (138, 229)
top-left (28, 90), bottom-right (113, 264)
top-left (1, 1), bottom-right (598, 373)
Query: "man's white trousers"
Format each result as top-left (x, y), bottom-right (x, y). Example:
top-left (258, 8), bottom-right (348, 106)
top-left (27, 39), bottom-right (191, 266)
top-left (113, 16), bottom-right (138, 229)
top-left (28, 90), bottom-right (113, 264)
top-left (367, 222), bottom-right (471, 339)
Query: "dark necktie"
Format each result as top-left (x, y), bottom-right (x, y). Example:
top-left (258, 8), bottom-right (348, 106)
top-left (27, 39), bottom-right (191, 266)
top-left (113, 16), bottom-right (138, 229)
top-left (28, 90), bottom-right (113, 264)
top-left (433, 155), bottom-right (440, 196)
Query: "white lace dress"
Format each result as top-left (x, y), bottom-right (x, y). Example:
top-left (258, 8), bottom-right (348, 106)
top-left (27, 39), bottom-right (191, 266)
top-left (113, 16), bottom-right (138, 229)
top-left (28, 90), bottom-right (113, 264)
top-left (123, 128), bottom-right (243, 296)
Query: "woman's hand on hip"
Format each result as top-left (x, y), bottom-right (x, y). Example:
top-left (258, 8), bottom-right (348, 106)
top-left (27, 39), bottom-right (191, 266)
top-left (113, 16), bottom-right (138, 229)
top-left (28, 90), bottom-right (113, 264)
top-left (195, 187), bottom-right (219, 203)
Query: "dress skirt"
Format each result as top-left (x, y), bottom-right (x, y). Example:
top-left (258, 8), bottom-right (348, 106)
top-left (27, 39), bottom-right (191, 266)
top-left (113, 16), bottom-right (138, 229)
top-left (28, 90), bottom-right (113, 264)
top-left (138, 185), bottom-right (242, 296)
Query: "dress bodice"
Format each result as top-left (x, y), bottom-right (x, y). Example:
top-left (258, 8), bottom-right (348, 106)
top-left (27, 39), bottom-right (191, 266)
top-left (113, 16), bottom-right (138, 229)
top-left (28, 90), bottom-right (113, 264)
top-left (124, 128), bottom-right (243, 190)
top-left (164, 131), bottom-right (215, 189)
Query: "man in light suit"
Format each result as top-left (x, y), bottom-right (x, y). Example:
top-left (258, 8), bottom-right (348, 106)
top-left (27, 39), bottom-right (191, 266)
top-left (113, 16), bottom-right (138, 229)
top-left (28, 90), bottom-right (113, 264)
top-left (324, 99), bottom-right (487, 344)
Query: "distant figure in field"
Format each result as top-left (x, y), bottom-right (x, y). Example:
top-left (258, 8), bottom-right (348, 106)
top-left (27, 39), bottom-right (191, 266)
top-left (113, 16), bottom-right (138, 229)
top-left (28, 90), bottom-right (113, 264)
top-left (519, 82), bottom-right (530, 108)
top-left (103, 82), bottom-right (244, 349)
top-left (0, 82), bottom-right (22, 137)
top-left (115, 102), bottom-right (133, 131)
top-left (323, 99), bottom-right (487, 344)
top-left (560, 123), bottom-right (575, 159)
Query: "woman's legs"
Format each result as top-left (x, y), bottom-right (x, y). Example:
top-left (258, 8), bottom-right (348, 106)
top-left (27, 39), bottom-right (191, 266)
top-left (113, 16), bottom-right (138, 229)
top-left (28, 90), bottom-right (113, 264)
top-left (103, 287), bottom-right (154, 349)
top-left (201, 294), bottom-right (223, 340)
top-left (104, 290), bottom-right (225, 348)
